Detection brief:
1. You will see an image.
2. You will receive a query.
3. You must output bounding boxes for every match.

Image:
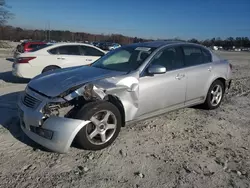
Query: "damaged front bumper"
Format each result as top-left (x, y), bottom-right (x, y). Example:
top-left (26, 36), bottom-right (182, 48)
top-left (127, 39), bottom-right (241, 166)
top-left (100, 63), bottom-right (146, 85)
top-left (18, 93), bottom-right (90, 153)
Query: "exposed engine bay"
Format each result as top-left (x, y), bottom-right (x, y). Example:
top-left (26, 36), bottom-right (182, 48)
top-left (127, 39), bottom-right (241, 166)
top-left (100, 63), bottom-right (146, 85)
top-left (41, 83), bottom-right (110, 120)
top-left (38, 74), bottom-right (140, 125)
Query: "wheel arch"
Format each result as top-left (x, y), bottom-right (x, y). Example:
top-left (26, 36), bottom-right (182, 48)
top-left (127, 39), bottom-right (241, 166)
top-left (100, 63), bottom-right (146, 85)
top-left (42, 65), bottom-right (61, 73)
top-left (107, 95), bottom-right (126, 127)
top-left (209, 77), bottom-right (226, 91)
top-left (202, 76), bottom-right (226, 103)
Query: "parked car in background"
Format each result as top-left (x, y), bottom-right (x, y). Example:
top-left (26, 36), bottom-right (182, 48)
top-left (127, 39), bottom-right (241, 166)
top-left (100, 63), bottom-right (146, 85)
top-left (108, 43), bottom-right (121, 50)
top-left (12, 42), bottom-right (106, 78)
top-left (91, 42), bottom-right (100, 47)
top-left (98, 42), bottom-right (121, 51)
top-left (98, 42), bottom-right (106, 50)
top-left (14, 41), bottom-right (47, 58)
top-left (18, 41), bottom-right (232, 153)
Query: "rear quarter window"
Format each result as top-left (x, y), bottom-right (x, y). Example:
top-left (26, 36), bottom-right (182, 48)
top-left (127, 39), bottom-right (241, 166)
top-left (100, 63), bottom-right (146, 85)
top-left (48, 47), bottom-right (59, 54)
top-left (202, 48), bottom-right (212, 63)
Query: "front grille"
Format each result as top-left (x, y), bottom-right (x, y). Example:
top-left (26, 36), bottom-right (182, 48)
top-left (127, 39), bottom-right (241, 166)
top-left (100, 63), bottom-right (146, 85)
top-left (23, 93), bottom-right (41, 109)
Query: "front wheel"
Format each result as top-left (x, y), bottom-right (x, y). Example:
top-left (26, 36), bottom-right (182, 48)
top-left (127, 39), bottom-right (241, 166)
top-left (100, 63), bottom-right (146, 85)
top-left (202, 80), bottom-right (225, 110)
top-left (74, 102), bottom-right (122, 150)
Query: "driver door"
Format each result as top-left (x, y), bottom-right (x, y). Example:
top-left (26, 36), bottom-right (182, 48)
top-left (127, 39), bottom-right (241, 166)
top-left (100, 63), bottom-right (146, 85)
top-left (136, 46), bottom-right (187, 118)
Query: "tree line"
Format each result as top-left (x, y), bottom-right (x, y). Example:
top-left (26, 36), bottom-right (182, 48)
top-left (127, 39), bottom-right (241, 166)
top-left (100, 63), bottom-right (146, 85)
top-left (187, 37), bottom-right (250, 49)
top-left (0, 25), bottom-right (249, 48)
top-left (0, 25), bottom-right (148, 45)
top-left (1, 0), bottom-right (250, 48)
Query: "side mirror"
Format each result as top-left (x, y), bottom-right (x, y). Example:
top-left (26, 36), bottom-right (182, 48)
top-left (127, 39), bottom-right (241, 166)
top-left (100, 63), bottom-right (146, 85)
top-left (148, 64), bottom-right (166, 74)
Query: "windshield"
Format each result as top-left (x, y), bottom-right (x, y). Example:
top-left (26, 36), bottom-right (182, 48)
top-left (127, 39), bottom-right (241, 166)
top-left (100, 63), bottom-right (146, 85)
top-left (92, 46), bottom-right (156, 72)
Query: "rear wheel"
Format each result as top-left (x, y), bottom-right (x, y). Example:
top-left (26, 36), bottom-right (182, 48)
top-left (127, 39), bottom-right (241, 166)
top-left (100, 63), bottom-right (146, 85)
top-left (75, 102), bottom-right (122, 150)
top-left (202, 80), bottom-right (225, 110)
top-left (42, 65), bottom-right (60, 73)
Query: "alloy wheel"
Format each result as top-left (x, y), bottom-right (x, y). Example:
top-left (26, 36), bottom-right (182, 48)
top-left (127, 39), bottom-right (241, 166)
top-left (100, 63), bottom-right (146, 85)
top-left (210, 84), bottom-right (223, 106)
top-left (86, 110), bottom-right (117, 145)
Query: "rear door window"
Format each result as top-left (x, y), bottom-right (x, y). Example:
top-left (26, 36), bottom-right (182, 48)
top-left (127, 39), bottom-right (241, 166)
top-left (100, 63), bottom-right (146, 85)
top-left (182, 46), bottom-right (206, 67)
top-left (79, 46), bottom-right (105, 56)
top-left (57, 45), bottom-right (80, 55)
top-left (48, 47), bottom-right (59, 54)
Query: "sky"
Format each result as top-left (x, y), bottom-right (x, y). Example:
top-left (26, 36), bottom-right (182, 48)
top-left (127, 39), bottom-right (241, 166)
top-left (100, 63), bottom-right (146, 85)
top-left (6, 0), bottom-right (250, 40)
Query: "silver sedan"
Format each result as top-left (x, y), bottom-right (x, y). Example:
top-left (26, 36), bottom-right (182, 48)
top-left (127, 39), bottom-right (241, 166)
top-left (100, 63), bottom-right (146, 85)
top-left (18, 41), bottom-right (232, 153)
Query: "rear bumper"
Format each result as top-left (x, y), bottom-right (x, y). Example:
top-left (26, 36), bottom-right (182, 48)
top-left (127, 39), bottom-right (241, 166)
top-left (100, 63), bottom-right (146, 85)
top-left (12, 63), bottom-right (37, 79)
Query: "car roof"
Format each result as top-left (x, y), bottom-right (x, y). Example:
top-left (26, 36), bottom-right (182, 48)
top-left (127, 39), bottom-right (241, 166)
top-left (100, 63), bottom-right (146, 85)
top-left (42, 42), bottom-right (106, 53)
top-left (127, 40), bottom-right (187, 48)
top-left (129, 40), bottom-right (212, 49)
top-left (49, 42), bottom-right (95, 46)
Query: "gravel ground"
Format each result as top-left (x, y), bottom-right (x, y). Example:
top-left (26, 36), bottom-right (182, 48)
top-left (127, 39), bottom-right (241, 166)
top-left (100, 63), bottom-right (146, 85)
top-left (0, 51), bottom-right (250, 188)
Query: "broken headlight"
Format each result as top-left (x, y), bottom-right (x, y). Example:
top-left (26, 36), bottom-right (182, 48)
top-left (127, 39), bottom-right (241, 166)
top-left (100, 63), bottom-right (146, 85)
top-left (43, 102), bottom-right (61, 117)
top-left (82, 83), bottom-right (94, 100)
top-left (63, 83), bottom-right (94, 101)
top-left (59, 84), bottom-right (84, 98)
top-left (62, 83), bottom-right (106, 102)
top-left (43, 101), bottom-right (73, 119)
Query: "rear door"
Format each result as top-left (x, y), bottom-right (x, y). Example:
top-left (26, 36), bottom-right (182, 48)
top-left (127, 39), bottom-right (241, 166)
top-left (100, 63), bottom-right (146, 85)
top-left (79, 45), bottom-right (105, 65)
top-left (182, 45), bottom-right (214, 105)
top-left (49, 45), bottom-right (83, 68)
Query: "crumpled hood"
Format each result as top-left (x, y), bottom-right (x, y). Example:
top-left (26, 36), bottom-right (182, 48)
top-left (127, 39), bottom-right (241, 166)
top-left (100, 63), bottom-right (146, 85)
top-left (28, 66), bottom-right (126, 97)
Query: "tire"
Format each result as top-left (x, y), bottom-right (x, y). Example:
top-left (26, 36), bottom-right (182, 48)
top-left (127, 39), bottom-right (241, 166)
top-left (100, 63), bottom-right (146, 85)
top-left (202, 80), bottom-right (225, 110)
top-left (74, 101), bottom-right (122, 150)
top-left (42, 66), bottom-right (60, 73)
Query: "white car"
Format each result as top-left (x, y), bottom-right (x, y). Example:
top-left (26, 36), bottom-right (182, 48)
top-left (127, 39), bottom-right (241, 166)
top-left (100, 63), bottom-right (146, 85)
top-left (12, 43), bottom-right (107, 79)
top-left (108, 43), bottom-right (121, 51)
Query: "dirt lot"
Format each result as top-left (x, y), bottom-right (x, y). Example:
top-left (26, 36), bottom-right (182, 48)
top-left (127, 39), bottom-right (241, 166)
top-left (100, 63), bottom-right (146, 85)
top-left (0, 51), bottom-right (250, 188)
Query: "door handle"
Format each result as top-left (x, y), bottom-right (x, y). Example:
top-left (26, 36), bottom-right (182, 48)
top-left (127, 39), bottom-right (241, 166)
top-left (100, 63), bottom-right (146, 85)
top-left (57, 57), bottom-right (65, 60)
top-left (208, 66), bottom-right (212, 72)
top-left (86, 59), bottom-right (93, 61)
top-left (175, 74), bottom-right (185, 80)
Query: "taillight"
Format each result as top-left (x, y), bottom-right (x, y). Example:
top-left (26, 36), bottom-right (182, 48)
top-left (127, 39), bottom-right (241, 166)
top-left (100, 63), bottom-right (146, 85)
top-left (17, 57), bottom-right (36, 63)
top-left (24, 46), bottom-right (29, 52)
top-left (25, 48), bottom-right (32, 52)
